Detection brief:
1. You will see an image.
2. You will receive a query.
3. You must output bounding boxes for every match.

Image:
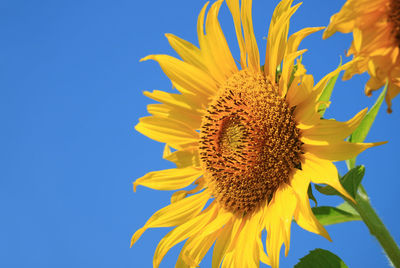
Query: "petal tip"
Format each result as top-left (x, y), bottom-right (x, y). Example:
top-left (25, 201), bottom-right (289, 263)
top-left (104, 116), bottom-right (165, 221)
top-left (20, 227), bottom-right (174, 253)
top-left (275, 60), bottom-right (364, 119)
top-left (139, 55), bottom-right (154, 62)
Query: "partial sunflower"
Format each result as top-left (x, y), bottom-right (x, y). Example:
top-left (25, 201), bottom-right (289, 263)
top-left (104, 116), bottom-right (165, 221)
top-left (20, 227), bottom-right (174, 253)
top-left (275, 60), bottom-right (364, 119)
top-left (323, 0), bottom-right (400, 113)
top-left (132, 0), bottom-right (384, 267)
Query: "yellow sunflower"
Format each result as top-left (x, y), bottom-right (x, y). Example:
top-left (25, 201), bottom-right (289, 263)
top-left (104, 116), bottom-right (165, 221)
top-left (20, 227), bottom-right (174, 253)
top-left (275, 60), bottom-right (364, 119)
top-left (323, 0), bottom-right (400, 113)
top-left (132, 0), bottom-right (384, 267)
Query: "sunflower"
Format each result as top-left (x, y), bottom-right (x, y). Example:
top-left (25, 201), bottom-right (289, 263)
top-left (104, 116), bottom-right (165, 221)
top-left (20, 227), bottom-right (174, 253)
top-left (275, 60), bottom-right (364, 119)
top-left (323, 0), bottom-right (400, 113)
top-left (132, 0), bottom-right (383, 267)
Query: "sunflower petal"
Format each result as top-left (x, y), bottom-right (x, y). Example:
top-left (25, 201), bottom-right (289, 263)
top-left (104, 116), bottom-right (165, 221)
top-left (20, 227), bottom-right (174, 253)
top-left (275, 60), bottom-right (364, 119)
top-left (170, 178), bottom-right (205, 204)
top-left (131, 190), bottom-right (210, 247)
top-left (165, 33), bottom-right (206, 71)
top-left (234, 210), bottom-right (263, 267)
top-left (302, 153), bottom-right (354, 202)
top-left (153, 203), bottom-right (217, 268)
top-left (197, 1), bottom-right (226, 83)
top-left (257, 236), bottom-right (271, 265)
top-left (144, 90), bottom-right (205, 116)
top-left (205, 0), bottom-right (238, 79)
top-left (295, 60), bottom-right (359, 123)
top-left (265, 183), bottom-right (296, 267)
top-left (135, 116), bottom-right (198, 150)
top-left (241, 0), bottom-right (260, 71)
top-left (291, 170), bottom-right (331, 241)
top-left (286, 27), bottom-right (325, 55)
top-left (212, 219), bottom-right (240, 268)
top-left (265, 1), bottom-right (300, 80)
top-left (180, 229), bottom-right (221, 267)
top-left (286, 74), bottom-right (314, 107)
top-left (163, 148), bottom-right (201, 168)
top-left (141, 54), bottom-right (217, 96)
top-left (301, 108), bottom-right (368, 142)
top-left (303, 140), bottom-right (387, 161)
top-left (226, 0), bottom-right (246, 68)
top-left (133, 166), bottom-right (202, 191)
top-left (280, 49), bottom-right (307, 96)
top-left (147, 103), bottom-right (202, 130)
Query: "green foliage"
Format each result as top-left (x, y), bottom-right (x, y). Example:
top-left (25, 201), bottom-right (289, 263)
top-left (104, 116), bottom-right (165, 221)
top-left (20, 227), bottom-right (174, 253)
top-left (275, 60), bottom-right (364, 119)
top-left (308, 184), bottom-right (317, 206)
top-left (315, 165), bottom-right (365, 200)
top-left (295, 249), bottom-right (348, 268)
top-left (275, 63), bottom-right (282, 84)
top-left (336, 201), bottom-right (359, 215)
top-left (288, 63), bottom-right (298, 88)
top-left (318, 58), bottom-right (342, 116)
top-left (312, 206), bottom-right (361, 226)
top-left (346, 83), bottom-right (387, 170)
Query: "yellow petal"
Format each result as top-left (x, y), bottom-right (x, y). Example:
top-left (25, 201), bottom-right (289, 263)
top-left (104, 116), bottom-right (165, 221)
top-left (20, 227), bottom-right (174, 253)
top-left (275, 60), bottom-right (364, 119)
top-left (301, 108), bottom-right (368, 142)
top-left (226, 0), bottom-right (246, 68)
top-left (257, 236), bottom-right (271, 265)
top-left (205, 0), bottom-right (238, 79)
top-left (234, 210), bottom-right (263, 267)
top-left (180, 229), bottom-right (221, 267)
top-left (279, 49), bottom-right (307, 96)
top-left (163, 148), bottom-right (201, 168)
top-left (180, 210), bottom-right (232, 267)
top-left (265, 216), bottom-right (283, 268)
top-left (303, 140), bottom-right (387, 161)
top-left (221, 252), bottom-right (235, 268)
top-left (131, 190), bottom-right (210, 247)
top-left (212, 218), bottom-right (240, 268)
top-left (302, 153), bottom-right (354, 202)
top-left (170, 177), bottom-right (205, 204)
top-left (241, 0), bottom-right (260, 71)
top-left (313, 60), bottom-right (359, 99)
top-left (286, 27), bottom-right (325, 55)
top-left (135, 116), bottom-right (198, 150)
top-left (290, 170), bottom-right (331, 241)
top-left (295, 60), bottom-right (360, 122)
top-left (322, 0), bottom-right (357, 39)
top-left (197, 1), bottom-right (226, 83)
top-left (146, 104), bottom-right (202, 130)
top-left (265, 2), bottom-right (300, 81)
top-left (286, 74), bottom-right (314, 107)
top-left (141, 54), bottom-right (217, 96)
top-left (153, 203), bottom-right (217, 268)
top-left (133, 166), bottom-right (202, 191)
top-left (144, 90), bottom-right (205, 116)
top-left (165, 33), bottom-right (206, 71)
top-left (175, 254), bottom-right (191, 268)
top-left (197, 209), bottom-right (232, 238)
top-left (353, 27), bottom-right (362, 52)
top-left (265, 183), bottom-right (296, 267)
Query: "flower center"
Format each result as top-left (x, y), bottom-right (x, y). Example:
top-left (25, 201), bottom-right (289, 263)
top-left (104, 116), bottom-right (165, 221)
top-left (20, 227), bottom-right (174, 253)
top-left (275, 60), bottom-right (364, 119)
top-left (199, 70), bottom-right (303, 215)
top-left (389, 0), bottom-right (400, 46)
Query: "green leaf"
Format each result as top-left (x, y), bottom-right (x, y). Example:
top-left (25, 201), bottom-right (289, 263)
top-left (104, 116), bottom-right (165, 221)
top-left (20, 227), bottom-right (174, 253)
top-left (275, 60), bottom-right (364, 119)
top-left (315, 165), bottom-right (365, 199)
top-left (308, 184), bottom-right (317, 206)
top-left (312, 206), bottom-right (361, 226)
top-left (288, 62), bottom-right (298, 88)
top-left (318, 58), bottom-right (342, 116)
top-left (346, 82), bottom-right (387, 170)
top-left (314, 183), bottom-right (337, 196)
top-left (337, 201), bottom-right (359, 215)
top-left (275, 63), bottom-right (282, 84)
top-left (295, 249), bottom-right (348, 268)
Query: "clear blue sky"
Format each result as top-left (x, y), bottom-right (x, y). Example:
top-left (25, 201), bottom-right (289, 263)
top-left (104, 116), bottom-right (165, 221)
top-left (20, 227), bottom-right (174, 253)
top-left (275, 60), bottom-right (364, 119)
top-left (0, 0), bottom-right (399, 267)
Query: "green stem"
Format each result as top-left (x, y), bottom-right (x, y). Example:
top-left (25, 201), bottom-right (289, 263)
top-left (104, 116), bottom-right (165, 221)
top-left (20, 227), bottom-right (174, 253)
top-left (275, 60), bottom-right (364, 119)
top-left (349, 184), bottom-right (400, 267)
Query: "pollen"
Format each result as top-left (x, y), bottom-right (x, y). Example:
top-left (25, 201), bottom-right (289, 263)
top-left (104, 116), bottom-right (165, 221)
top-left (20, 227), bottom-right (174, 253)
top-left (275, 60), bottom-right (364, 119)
top-left (389, 0), bottom-right (400, 46)
top-left (199, 70), bottom-right (303, 215)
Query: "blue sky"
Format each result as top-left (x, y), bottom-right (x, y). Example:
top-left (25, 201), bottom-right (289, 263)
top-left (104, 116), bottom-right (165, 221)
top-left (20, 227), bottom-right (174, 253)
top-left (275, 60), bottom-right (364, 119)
top-left (0, 0), bottom-right (399, 267)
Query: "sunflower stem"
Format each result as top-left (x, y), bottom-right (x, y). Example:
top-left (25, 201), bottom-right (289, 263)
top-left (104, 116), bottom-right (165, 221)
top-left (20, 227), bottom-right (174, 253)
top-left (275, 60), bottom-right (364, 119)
top-left (349, 184), bottom-right (400, 267)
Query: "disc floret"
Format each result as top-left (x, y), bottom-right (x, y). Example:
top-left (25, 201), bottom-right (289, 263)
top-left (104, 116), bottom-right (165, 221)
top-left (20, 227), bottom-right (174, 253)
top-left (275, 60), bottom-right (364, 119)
top-left (199, 70), bottom-right (303, 215)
